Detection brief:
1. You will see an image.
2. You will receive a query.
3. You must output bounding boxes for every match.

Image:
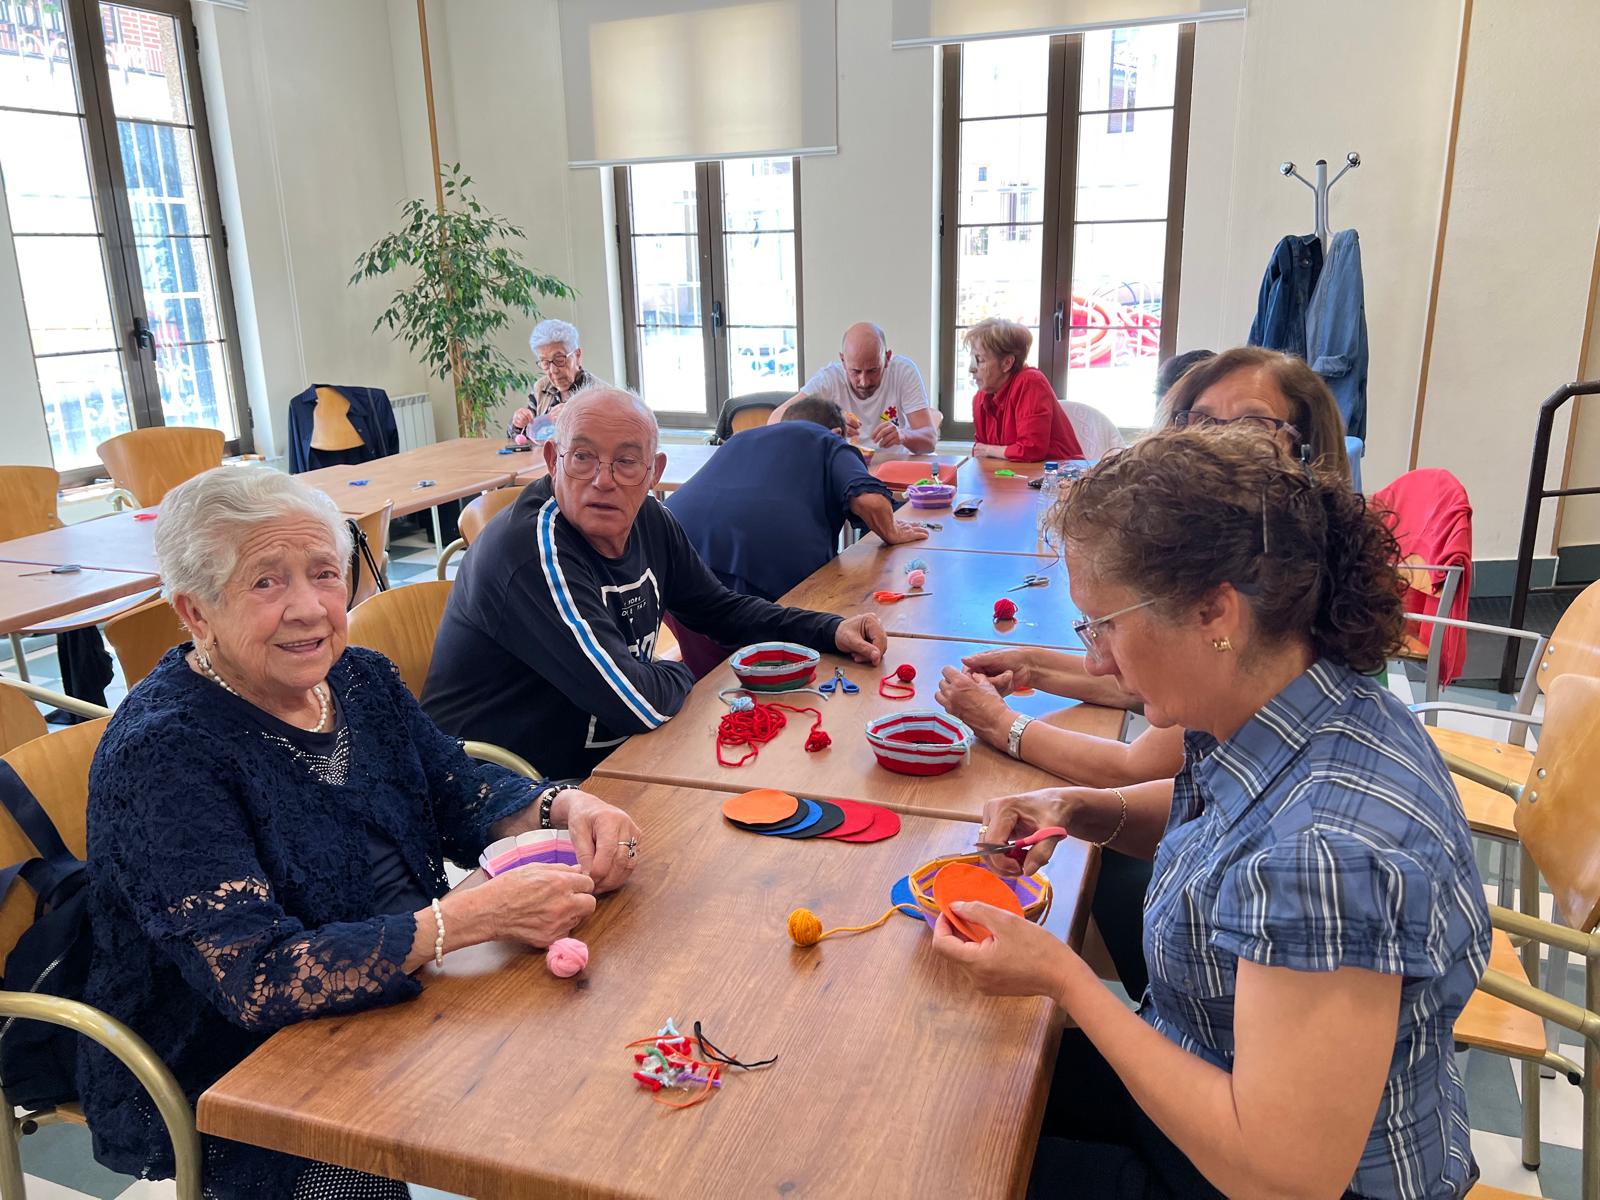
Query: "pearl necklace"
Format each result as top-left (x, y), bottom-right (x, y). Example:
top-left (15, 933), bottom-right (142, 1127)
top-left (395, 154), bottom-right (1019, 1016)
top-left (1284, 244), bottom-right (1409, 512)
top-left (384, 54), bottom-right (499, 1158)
top-left (196, 648), bottom-right (330, 733)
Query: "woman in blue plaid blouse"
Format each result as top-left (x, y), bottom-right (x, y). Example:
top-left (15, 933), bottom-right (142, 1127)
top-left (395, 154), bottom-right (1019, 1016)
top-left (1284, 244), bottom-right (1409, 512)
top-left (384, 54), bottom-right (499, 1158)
top-left (935, 428), bottom-right (1491, 1200)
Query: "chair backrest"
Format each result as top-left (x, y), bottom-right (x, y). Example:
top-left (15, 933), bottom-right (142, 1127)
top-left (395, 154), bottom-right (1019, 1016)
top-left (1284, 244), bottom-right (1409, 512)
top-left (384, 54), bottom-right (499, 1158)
top-left (346, 580), bottom-right (453, 698)
top-left (0, 466), bottom-right (62, 542)
top-left (97, 427), bottom-right (225, 507)
top-left (349, 501), bottom-right (395, 610)
top-left (1513, 674), bottom-right (1600, 932)
top-left (1058, 400), bottom-right (1127, 461)
top-left (713, 391), bottom-right (791, 443)
top-left (458, 486), bottom-right (525, 545)
top-left (1536, 578), bottom-right (1600, 696)
top-left (0, 684), bottom-right (47, 755)
top-left (311, 386), bottom-right (365, 452)
top-left (0, 717), bottom-right (107, 970)
top-left (104, 598), bottom-right (187, 690)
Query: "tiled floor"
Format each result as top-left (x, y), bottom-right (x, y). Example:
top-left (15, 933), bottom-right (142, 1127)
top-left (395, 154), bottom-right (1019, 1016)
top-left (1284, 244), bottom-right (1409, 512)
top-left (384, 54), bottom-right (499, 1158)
top-left (0, 564), bottom-right (1585, 1198)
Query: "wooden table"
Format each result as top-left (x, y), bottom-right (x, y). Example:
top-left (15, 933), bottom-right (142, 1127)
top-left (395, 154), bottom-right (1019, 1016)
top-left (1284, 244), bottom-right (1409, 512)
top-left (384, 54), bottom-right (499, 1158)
top-left (296, 460), bottom-right (515, 520)
top-left (0, 508), bottom-right (163, 574)
top-left (593, 637), bottom-right (1123, 820)
top-left (0, 562), bottom-right (159, 630)
top-left (198, 780), bottom-right (1093, 1199)
top-left (880, 488), bottom-right (1059, 555)
top-left (781, 544), bottom-right (1084, 650)
top-left (959, 457), bottom-right (1047, 490)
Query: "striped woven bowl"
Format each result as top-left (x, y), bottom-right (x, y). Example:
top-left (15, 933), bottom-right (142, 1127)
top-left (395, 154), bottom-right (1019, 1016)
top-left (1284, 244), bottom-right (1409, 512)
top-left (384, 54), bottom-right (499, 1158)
top-left (729, 642), bottom-right (821, 692)
top-left (864, 710), bottom-right (975, 776)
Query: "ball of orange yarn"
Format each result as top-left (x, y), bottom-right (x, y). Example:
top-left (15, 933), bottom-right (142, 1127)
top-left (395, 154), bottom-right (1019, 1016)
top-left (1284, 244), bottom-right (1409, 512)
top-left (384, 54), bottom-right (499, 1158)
top-left (894, 664), bottom-right (916, 682)
top-left (787, 908), bottom-right (823, 947)
top-left (993, 597), bottom-right (1018, 621)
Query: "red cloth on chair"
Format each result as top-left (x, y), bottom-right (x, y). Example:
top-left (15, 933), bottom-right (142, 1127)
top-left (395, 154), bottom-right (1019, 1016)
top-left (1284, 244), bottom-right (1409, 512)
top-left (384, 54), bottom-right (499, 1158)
top-left (1372, 469), bottom-right (1472, 686)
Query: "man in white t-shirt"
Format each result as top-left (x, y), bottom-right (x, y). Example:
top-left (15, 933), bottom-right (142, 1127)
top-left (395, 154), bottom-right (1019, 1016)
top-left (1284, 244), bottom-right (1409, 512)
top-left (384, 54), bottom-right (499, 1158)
top-left (769, 322), bottom-right (939, 452)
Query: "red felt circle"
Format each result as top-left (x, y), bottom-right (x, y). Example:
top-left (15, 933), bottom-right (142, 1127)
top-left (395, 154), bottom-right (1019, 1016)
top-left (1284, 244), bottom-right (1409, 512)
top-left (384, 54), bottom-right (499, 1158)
top-left (830, 804), bottom-right (902, 843)
top-left (815, 798), bottom-right (878, 839)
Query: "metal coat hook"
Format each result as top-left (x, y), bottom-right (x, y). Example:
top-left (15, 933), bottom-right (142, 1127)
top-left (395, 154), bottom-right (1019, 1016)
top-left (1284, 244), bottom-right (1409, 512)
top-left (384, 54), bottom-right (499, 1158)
top-left (1279, 151), bottom-right (1360, 255)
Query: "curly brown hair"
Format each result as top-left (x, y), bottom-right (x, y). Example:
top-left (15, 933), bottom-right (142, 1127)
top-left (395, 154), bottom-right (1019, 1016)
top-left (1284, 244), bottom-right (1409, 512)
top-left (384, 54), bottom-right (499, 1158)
top-left (1049, 426), bottom-right (1404, 673)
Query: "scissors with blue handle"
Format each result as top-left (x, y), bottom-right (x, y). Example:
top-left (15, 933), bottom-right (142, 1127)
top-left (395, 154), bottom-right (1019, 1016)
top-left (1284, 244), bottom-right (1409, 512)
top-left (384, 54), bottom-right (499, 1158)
top-left (818, 666), bottom-right (859, 696)
top-left (1007, 574), bottom-right (1051, 592)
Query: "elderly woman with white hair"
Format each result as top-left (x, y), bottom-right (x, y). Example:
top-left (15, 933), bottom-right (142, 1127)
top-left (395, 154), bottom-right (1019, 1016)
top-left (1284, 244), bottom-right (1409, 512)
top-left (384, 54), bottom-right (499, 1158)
top-left (76, 468), bottom-right (639, 1199)
top-left (507, 316), bottom-right (606, 439)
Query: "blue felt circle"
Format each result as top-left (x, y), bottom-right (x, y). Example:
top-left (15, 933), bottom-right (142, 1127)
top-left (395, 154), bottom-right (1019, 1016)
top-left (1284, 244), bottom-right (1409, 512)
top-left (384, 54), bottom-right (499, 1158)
top-left (758, 797), bottom-right (821, 836)
top-left (890, 874), bottom-right (923, 920)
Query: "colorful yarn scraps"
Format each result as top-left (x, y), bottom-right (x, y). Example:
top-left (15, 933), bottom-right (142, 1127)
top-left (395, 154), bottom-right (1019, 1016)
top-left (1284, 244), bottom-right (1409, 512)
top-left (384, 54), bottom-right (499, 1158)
top-left (626, 1019), bottom-right (777, 1109)
top-left (878, 663), bottom-right (917, 699)
top-left (715, 699), bottom-right (829, 767)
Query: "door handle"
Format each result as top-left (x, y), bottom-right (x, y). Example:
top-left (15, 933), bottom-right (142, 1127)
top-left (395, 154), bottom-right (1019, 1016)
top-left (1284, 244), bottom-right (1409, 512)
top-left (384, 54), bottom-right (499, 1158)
top-left (1053, 301), bottom-right (1065, 343)
top-left (132, 316), bottom-right (155, 355)
top-left (711, 300), bottom-right (724, 330)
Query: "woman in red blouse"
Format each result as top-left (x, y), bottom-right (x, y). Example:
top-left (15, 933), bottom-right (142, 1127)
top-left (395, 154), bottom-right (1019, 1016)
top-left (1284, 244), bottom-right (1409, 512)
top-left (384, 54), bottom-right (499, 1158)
top-left (966, 318), bottom-right (1084, 462)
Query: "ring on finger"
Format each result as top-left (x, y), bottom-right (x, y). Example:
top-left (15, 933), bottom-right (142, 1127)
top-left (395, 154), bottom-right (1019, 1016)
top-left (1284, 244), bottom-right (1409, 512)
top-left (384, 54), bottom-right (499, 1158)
top-left (618, 837), bottom-right (639, 859)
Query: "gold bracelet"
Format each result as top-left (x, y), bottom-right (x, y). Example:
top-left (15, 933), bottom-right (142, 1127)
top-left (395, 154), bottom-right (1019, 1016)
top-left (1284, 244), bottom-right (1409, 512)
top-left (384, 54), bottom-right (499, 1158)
top-left (1094, 788), bottom-right (1128, 849)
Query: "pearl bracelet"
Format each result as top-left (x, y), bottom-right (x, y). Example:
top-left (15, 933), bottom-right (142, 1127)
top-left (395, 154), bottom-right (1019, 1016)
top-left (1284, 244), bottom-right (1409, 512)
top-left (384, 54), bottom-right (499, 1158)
top-left (430, 897), bottom-right (445, 968)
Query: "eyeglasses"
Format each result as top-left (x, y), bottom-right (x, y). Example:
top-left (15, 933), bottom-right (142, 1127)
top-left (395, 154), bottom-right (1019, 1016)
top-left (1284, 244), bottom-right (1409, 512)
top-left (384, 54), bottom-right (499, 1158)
top-left (558, 448), bottom-right (651, 486)
top-left (538, 353), bottom-right (572, 372)
top-left (1172, 410), bottom-right (1300, 442)
top-left (1072, 598), bottom-right (1155, 662)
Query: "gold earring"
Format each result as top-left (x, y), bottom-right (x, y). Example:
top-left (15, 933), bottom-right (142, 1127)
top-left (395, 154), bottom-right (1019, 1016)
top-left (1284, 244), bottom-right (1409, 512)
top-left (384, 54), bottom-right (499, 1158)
top-left (1212, 637), bottom-right (1233, 652)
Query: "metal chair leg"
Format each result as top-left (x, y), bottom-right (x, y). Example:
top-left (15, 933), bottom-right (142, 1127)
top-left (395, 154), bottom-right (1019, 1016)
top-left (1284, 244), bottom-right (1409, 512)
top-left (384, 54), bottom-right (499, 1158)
top-left (7, 635), bottom-right (28, 684)
top-left (0, 1107), bottom-right (25, 1199)
top-left (1547, 907), bottom-right (1573, 1078)
top-left (1521, 845), bottom-right (1542, 1169)
top-left (1585, 955), bottom-right (1600, 1200)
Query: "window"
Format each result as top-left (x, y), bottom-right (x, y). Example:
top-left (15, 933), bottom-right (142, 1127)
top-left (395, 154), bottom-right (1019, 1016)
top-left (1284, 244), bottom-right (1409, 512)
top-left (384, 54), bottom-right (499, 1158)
top-left (938, 25), bottom-right (1194, 435)
top-left (615, 157), bottom-right (802, 427)
top-left (0, 0), bottom-right (249, 480)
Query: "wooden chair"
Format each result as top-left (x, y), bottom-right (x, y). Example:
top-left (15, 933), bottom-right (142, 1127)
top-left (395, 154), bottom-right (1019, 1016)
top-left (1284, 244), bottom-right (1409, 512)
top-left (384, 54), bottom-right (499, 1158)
top-left (0, 467), bottom-right (160, 686)
top-left (104, 598), bottom-right (187, 690)
top-left (349, 502), bottom-right (395, 610)
top-left (96, 426), bottom-right (224, 509)
top-left (0, 681), bottom-right (46, 755)
top-left (711, 391), bottom-right (790, 445)
top-left (0, 718), bottom-right (200, 1198)
top-left (347, 580), bottom-right (453, 698)
top-left (435, 485), bottom-right (525, 579)
top-left (1442, 673), bottom-right (1600, 1196)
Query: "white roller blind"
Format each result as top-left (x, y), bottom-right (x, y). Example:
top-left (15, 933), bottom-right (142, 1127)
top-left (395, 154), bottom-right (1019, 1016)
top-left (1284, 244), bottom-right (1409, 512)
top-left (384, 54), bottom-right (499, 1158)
top-left (891, 0), bottom-right (1242, 46)
top-left (559, 0), bottom-right (838, 167)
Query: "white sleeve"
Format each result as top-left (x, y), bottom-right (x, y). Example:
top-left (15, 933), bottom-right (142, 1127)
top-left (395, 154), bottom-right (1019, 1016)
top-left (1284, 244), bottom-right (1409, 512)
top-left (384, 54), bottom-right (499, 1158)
top-left (800, 363), bottom-right (837, 397)
top-left (890, 358), bottom-right (931, 415)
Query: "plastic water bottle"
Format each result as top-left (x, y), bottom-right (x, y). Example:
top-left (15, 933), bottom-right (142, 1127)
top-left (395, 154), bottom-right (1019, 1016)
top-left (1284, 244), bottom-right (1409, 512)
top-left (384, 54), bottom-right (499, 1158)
top-left (1040, 461), bottom-right (1060, 496)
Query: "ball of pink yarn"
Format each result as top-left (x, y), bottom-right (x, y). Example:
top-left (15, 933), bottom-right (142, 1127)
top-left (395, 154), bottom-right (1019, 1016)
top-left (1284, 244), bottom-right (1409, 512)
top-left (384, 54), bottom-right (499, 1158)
top-left (547, 937), bottom-right (589, 978)
top-left (906, 569), bottom-right (927, 589)
top-left (514, 433), bottom-right (530, 446)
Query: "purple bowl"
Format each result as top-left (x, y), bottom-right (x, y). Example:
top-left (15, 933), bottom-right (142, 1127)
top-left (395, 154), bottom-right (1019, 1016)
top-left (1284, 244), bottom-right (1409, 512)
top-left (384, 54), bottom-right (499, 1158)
top-left (906, 482), bottom-right (956, 509)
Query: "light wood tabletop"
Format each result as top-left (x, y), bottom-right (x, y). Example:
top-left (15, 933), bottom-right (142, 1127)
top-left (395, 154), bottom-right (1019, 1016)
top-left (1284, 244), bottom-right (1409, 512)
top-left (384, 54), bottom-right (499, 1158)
top-left (0, 561), bottom-right (159, 630)
top-left (957, 457), bottom-right (1047, 491)
top-left (780, 543), bottom-right (1084, 650)
top-left (198, 779), bottom-right (1093, 1200)
top-left (296, 459), bottom-right (516, 519)
top-left (873, 488), bottom-right (1059, 555)
top-left (591, 637), bottom-right (1124, 819)
top-left (0, 508), bottom-right (163, 574)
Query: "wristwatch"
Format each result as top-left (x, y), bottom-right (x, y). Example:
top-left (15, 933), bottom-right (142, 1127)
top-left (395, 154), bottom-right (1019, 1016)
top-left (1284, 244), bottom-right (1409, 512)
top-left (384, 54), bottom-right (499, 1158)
top-left (1007, 713), bottom-right (1034, 760)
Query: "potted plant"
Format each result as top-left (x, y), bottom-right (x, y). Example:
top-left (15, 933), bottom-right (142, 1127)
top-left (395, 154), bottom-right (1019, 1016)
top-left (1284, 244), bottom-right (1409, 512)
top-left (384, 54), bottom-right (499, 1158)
top-left (351, 165), bottom-right (573, 437)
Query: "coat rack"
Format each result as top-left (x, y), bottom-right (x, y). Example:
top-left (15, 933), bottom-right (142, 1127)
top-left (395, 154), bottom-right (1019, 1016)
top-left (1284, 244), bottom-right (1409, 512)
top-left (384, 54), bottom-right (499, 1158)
top-left (1279, 152), bottom-right (1361, 255)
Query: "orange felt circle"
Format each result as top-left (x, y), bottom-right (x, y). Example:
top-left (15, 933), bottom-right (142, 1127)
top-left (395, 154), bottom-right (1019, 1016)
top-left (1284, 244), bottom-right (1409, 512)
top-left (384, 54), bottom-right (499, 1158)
top-left (721, 789), bottom-right (800, 825)
top-left (932, 862), bottom-right (1025, 942)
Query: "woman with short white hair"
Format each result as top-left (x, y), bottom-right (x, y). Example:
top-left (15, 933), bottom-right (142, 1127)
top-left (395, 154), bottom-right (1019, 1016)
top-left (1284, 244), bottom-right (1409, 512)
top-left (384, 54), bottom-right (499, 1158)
top-left (507, 316), bottom-right (606, 439)
top-left (76, 467), bottom-right (639, 1199)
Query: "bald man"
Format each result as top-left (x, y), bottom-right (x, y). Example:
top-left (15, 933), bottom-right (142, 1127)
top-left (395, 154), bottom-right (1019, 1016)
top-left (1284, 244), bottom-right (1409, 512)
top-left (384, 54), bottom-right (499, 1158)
top-left (769, 323), bottom-right (939, 453)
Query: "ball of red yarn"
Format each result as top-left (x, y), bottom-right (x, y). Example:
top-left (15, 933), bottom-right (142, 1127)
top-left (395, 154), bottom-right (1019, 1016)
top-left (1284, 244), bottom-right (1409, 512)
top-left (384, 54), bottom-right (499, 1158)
top-left (804, 728), bottom-right (832, 752)
top-left (993, 597), bottom-right (1018, 621)
top-left (894, 664), bottom-right (916, 682)
top-left (547, 937), bottom-right (589, 978)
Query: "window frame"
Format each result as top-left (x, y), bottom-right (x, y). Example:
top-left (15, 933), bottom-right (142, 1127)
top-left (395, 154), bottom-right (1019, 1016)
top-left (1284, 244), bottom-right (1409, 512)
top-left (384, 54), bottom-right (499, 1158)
top-left (614, 157), bottom-right (805, 430)
top-left (4, 0), bottom-right (253, 485)
top-left (937, 25), bottom-right (1196, 441)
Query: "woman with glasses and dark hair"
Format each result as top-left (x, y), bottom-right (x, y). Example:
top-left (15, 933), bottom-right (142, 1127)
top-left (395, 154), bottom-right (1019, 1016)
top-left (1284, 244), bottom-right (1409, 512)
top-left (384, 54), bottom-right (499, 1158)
top-left (935, 428), bottom-right (1489, 1200)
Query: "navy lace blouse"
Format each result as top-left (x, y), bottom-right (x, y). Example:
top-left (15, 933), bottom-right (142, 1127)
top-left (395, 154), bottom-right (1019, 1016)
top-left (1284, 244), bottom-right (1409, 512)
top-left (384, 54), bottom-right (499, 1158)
top-left (77, 646), bottom-right (541, 1197)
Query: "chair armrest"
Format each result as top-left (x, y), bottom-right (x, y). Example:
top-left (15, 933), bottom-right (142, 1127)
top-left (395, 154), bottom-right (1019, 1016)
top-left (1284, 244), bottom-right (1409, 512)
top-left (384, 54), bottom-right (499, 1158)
top-left (1409, 702), bottom-right (1542, 727)
top-left (1402, 611), bottom-right (1544, 641)
top-left (435, 537), bottom-right (466, 581)
top-left (1474, 966), bottom-right (1600, 1052)
top-left (0, 991), bottom-right (200, 1199)
top-left (106, 488), bottom-right (140, 512)
top-left (1436, 749), bottom-right (1523, 799)
top-left (463, 740), bottom-right (541, 780)
top-left (0, 676), bottom-right (111, 719)
top-left (1489, 904), bottom-right (1598, 957)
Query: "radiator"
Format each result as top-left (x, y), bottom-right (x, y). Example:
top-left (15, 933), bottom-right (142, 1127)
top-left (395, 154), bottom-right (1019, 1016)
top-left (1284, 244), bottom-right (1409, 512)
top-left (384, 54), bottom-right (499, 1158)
top-left (392, 393), bottom-right (436, 452)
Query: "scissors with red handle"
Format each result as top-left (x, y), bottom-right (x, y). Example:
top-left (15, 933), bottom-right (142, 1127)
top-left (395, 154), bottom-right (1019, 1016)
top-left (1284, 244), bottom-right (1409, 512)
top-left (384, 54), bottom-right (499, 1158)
top-left (972, 826), bottom-right (1067, 862)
